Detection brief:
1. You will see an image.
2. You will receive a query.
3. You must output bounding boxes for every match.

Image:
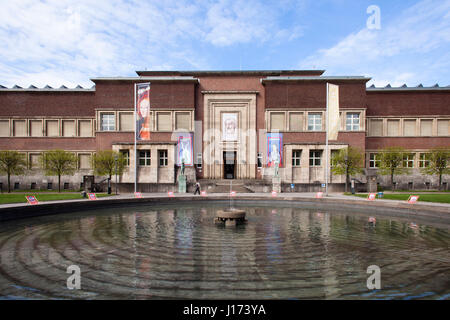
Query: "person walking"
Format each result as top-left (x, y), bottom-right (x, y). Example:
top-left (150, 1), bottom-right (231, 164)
top-left (194, 182), bottom-right (201, 195)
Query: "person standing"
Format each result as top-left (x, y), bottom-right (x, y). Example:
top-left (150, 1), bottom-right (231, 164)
top-left (194, 181), bottom-right (201, 195)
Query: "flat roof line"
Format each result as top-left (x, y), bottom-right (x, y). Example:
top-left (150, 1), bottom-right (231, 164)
top-left (136, 70), bottom-right (326, 76)
top-left (90, 76), bottom-right (199, 82)
top-left (262, 76), bottom-right (371, 82)
top-left (367, 86), bottom-right (450, 91)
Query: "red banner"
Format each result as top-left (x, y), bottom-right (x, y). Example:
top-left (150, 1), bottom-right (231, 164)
top-left (136, 83), bottom-right (150, 140)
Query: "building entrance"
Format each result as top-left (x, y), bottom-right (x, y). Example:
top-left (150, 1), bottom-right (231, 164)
top-left (223, 151), bottom-right (236, 179)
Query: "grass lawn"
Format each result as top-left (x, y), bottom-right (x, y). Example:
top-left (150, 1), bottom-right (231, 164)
top-left (345, 193), bottom-right (450, 204)
top-left (0, 193), bottom-right (110, 205)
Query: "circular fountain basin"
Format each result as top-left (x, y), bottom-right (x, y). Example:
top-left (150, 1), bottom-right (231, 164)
top-left (0, 202), bottom-right (448, 300)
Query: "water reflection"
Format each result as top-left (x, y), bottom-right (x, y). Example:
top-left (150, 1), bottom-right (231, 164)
top-left (0, 204), bottom-right (448, 300)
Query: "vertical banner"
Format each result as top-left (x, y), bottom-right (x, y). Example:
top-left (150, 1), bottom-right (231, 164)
top-left (136, 83), bottom-right (151, 140)
top-left (327, 83), bottom-right (340, 141)
top-left (177, 133), bottom-right (193, 166)
top-left (266, 133), bottom-right (283, 167)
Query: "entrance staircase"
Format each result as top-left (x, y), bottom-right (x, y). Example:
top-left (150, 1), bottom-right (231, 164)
top-left (198, 179), bottom-right (269, 193)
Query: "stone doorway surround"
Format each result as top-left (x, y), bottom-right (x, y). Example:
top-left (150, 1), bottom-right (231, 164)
top-left (202, 91), bottom-right (258, 179)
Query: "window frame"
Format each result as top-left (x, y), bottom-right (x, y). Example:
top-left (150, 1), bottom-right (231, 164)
top-left (419, 153), bottom-right (431, 168)
top-left (345, 113), bottom-right (360, 131)
top-left (139, 150), bottom-right (151, 166)
top-left (120, 150), bottom-right (130, 166)
top-left (402, 153), bottom-right (415, 168)
top-left (369, 153), bottom-right (381, 168)
top-left (309, 150), bottom-right (322, 167)
top-left (100, 113), bottom-right (116, 131)
top-left (159, 149), bottom-right (168, 167)
top-left (292, 150), bottom-right (302, 167)
top-left (307, 113), bottom-right (322, 131)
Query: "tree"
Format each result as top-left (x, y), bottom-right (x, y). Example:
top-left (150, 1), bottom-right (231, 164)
top-left (421, 148), bottom-right (450, 190)
top-left (378, 147), bottom-right (410, 190)
top-left (92, 150), bottom-right (126, 194)
top-left (0, 151), bottom-right (27, 193)
top-left (331, 147), bottom-right (364, 193)
top-left (41, 150), bottom-right (77, 193)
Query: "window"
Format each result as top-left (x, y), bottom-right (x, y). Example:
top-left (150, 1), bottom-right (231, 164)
top-left (270, 112), bottom-right (285, 131)
top-left (289, 113), bottom-right (303, 131)
top-left (402, 153), bottom-right (415, 168)
top-left (437, 120), bottom-right (449, 136)
top-left (78, 120), bottom-right (92, 137)
top-left (420, 119), bottom-right (433, 136)
top-left (292, 150), bottom-right (302, 167)
top-left (119, 112), bottom-right (133, 131)
top-left (175, 112), bottom-right (191, 131)
top-left (387, 120), bottom-right (400, 136)
top-left (121, 150), bottom-right (130, 166)
top-left (64, 182), bottom-right (69, 190)
top-left (257, 152), bottom-right (262, 168)
top-left (139, 150), bottom-right (151, 166)
top-left (29, 154), bottom-right (41, 169)
top-left (14, 182), bottom-right (20, 190)
top-left (330, 150), bottom-right (340, 167)
top-left (30, 182), bottom-right (36, 190)
top-left (0, 120), bottom-right (9, 137)
top-left (157, 113), bottom-right (172, 131)
top-left (346, 113), bottom-right (360, 131)
top-left (403, 120), bottom-right (416, 136)
top-left (46, 120), bottom-right (59, 137)
top-left (197, 153), bottom-right (203, 169)
top-left (78, 154), bottom-right (91, 169)
top-left (159, 150), bottom-right (168, 167)
top-left (29, 120), bottom-right (43, 137)
top-left (13, 120), bottom-right (27, 137)
top-left (62, 120), bottom-right (75, 137)
top-left (47, 182), bottom-right (52, 190)
top-left (309, 150), bottom-right (322, 167)
top-left (308, 113), bottom-right (322, 131)
top-left (101, 113), bottom-right (115, 131)
top-left (369, 153), bottom-right (380, 168)
top-left (369, 119), bottom-right (383, 136)
top-left (419, 153), bottom-right (431, 168)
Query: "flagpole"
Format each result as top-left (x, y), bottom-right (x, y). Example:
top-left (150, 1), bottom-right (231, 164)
top-left (134, 83), bottom-right (137, 194)
top-left (325, 83), bottom-right (329, 196)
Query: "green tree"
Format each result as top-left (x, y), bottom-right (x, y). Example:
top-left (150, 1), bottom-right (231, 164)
top-left (41, 150), bottom-right (77, 193)
top-left (0, 151), bottom-right (27, 193)
top-left (92, 150), bottom-right (126, 194)
top-left (421, 148), bottom-right (450, 190)
top-left (378, 147), bottom-right (410, 190)
top-left (331, 147), bottom-right (364, 193)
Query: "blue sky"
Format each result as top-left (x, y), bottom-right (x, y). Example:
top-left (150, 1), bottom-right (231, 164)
top-left (0, 0), bottom-right (449, 88)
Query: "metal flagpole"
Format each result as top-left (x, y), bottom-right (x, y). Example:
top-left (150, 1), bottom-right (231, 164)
top-left (134, 83), bottom-right (137, 194)
top-left (325, 83), bottom-right (329, 196)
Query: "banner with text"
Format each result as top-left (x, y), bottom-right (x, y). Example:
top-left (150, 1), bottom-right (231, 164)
top-left (136, 83), bottom-right (151, 140)
top-left (327, 83), bottom-right (340, 141)
top-left (177, 133), bottom-right (193, 166)
top-left (267, 133), bottom-right (283, 168)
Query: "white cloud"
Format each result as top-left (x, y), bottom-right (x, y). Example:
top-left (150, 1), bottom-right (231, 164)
top-left (299, 0), bottom-right (450, 86)
top-left (0, 0), bottom-right (305, 87)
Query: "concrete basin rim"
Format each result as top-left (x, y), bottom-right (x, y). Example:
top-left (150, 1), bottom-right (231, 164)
top-left (0, 195), bottom-right (449, 226)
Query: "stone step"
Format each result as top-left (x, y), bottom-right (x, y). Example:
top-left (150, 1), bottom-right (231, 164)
top-left (205, 184), bottom-right (253, 193)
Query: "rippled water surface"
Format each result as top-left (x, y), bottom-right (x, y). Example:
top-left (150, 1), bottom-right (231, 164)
top-left (0, 203), bottom-right (449, 299)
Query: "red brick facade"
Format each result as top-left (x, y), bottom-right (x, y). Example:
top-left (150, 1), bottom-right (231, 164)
top-left (0, 70), bottom-right (449, 190)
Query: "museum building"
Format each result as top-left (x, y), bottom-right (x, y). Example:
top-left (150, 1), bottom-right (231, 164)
top-left (0, 70), bottom-right (449, 192)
